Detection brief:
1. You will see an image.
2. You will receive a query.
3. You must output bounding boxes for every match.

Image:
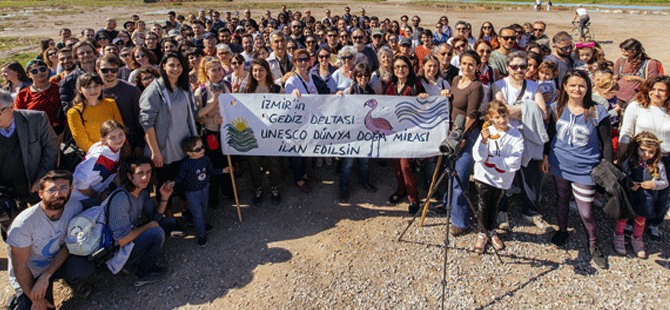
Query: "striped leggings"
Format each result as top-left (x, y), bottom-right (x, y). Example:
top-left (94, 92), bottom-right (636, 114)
top-left (554, 175), bottom-right (598, 247)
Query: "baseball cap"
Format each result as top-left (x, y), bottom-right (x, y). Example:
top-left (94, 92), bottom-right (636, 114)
top-left (400, 38), bottom-right (412, 46)
top-left (371, 28), bottom-right (383, 37)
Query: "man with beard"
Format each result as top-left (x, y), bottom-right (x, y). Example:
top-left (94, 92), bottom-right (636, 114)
top-left (351, 28), bottom-right (379, 72)
top-left (489, 26), bottom-right (517, 80)
top-left (217, 28), bottom-right (243, 53)
top-left (49, 47), bottom-right (77, 84)
top-left (543, 31), bottom-right (575, 82)
top-left (321, 27), bottom-right (342, 55)
top-left (289, 20), bottom-right (306, 48)
top-left (59, 41), bottom-right (97, 110)
top-left (96, 54), bottom-right (144, 155)
top-left (6, 170), bottom-right (94, 310)
top-left (240, 34), bottom-right (255, 70)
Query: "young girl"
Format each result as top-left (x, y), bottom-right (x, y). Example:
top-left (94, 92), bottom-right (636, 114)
top-left (67, 73), bottom-right (124, 152)
top-left (574, 41), bottom-right (600, 78)
top-left (71, 120), bottom-right (128, 209)
top-left (592, 74), bottom-right (621, 153)
top-left (614, 132), bottom-right (668, 258)
top-left (472, 100), bottom-right (524, 253)
top-left (537, 61), bottom-right (559, 106)
top-left (131, 21), bottom-right (147, 46)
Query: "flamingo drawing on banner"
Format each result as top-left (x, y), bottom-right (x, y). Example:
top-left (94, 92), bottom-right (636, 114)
top-left (363, 99), bottom-right (393, 157)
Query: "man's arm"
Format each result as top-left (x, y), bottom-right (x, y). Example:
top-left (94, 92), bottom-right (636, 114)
top-left (29, 246), bottom-right (69, 301)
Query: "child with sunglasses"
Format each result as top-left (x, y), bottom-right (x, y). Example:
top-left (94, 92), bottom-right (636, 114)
top-left (171, 135), bottom-right (230, 247)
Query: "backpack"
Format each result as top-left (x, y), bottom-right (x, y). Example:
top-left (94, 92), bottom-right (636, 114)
top-left (65, 190), bottom-right (127, 260)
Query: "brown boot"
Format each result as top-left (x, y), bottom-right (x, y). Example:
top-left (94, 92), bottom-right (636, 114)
top-left (489, 231), bottom-right (505, 251)
top-left (474, 233), bottom-right (488, 254)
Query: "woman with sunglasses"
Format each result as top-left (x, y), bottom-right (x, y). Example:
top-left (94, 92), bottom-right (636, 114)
top-left (384, 55), bottom-right (429, 215)
top-left (542, 70), bottom-right (612, 269)
top-left (15, 59), bottom-right (65, 139)
top-left (224, 54), bottom-right (248, 93)
top-left (478, 21), bottom-right (499, 50)
top-left (492, 51), bottom-right (548, 231)
top-left (42, 47), bottom-right (59, 78)
top-left (437, 51), bottom-right (483, 233)
top-left (304, 35), bottom-right (319, 67)
top-left (126, 46), bottom-right (158, 84)
top-left (95, 33), bottom-right (110, 55)
top-left (474, 39), bottom-right (496, 110)
top-left (448, 36), bottom-right (470, 69)
top-left (285, 49), bottom-right (320, 192)
top-left (328, 46), bottom-right (356, 94)
top-left (309, 46), bottom-right (336, 95)
top-left (193, 56), bottom-right (234, 209)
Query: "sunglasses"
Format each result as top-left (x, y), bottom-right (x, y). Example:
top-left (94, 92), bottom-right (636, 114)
top-left (327, 34), bottom-right (337, 37)
top-left (29, 67), bottom-right (48, 74)
top-left (440, 52), bottom-right (454, 57)
top-left (454, 44), bottom-right (466, 49)
top-left (47, 52), bottom-right (58, 57)
top-left (508, 64), bottom-right (528, 71)
top-left (558, 45), bottom-right (574, 52)
top-left (352, 36), bottom-right (365, 40)
top-left (287, 46), bottom-right (297, 50)
top-left (482, 26), bottom-right (492, 30)
top-left (340, 55), bottom-right (354, 60)
top-left (500, 36), bottom-right (515, 41)
top-left (318, 54), bottom-right (330, 59)
top-left (533, 28), bottom-right (545, 32)
top-left (388, 38), bottom-right (398, 42)
top-left (190, 147), bottom-right (204, 152)
top-left (96, 37), bottom-right (108, 41)
top-left (231, 61), bottom-right (242, 65)
top-left (295, 57), bottom-right (310, 63)
top-left (99, 68), bottom-right (119, 74)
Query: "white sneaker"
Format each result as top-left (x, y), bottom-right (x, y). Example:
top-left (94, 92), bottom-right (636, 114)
top-left (497, 212), bottom-right (510, 230)
top-left (523, 213), bottom-right (549, 231)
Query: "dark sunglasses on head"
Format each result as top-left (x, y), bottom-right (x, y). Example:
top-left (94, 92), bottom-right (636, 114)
top-left (99, 68), bottom-right (119, 74)
top-left (508, 64), bottom-right (528, 71)
top-left (29, 67), bottom-right (48, 74)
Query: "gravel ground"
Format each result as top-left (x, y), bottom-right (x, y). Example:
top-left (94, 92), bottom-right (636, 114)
top-left (0, 159), bottom-right (667, 309)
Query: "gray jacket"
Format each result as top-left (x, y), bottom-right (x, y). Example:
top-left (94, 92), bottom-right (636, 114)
top-left (138, 78), bottom-right (198, 163)
top-left (13, 110), bottom-right (59, 185)
top-left (520, 99), bottom-right (549, 167)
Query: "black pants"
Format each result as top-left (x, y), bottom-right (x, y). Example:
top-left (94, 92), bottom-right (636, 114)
top-left (203, 130), bottom-right (233, 207)
top-left (498, 159), bottom-right (542, 216)
top-left (475, 180), bottom-right (505, 232)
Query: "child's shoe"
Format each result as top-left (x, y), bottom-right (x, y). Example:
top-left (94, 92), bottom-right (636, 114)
top-left (631, 236), bottom-right (646, 259)
top-left (205, 223), bottom-right (213, 233)
top-left (613, 233), bottom-right (627, 255)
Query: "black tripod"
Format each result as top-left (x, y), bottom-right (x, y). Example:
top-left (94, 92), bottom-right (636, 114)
top-left (397, 155), bottom-right (504, 309)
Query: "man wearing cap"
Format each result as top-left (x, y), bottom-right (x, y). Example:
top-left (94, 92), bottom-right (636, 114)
top-left (97, 18), bottom-right (119, 43)
top-left (367, 28), bottom-right (387, 54)
top-left (202, 33), bottom-right (218, 56)
top-left (5, 170), bottom-right (94, 310)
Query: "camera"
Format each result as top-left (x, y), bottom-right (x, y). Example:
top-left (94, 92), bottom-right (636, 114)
top-left (439, 114), bottom-right (467, 157)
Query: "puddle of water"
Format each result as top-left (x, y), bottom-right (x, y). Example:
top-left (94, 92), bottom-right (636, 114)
top-left (407, 0), bottom-right (670, 11)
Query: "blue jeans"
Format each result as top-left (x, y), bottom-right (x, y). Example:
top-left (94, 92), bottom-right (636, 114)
top-left (124, 217), bottom-right (174, 279)
top-left (9, 256), bottom-right (95, 310)
top-left (443, 127), bottom-right (480, 229)
top-left (339, 158), bottom-right (370, 192)
top-left (186, 186), bottom-right (209, 236)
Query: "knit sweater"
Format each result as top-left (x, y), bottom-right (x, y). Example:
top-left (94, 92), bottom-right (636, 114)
top-left (67, 98), bottom-right (124, 152)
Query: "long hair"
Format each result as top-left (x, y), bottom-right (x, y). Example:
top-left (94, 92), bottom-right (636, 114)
top-left (122, 157), bottom-right (155, 192)
top-left (242, 58), bottom-right (275, 93)
top-left (1, 61), bottom-right (30, 90)
top-left (72, 72), bottom-right (104, 119)
top-left (635, 75), bottom-right (670, 113)
top-left (100, 120), bottom-right (130, 159)
top-left (555, 70), bottom-right (596, 123)
top-left (43, 46), bottom-right (59, 69)
top-left (132, 66), bottom-right (160, 92)
top-left (478, 21), bottom-right (497, 42)
top-left (197, 56), bottom-right (223, 85)
top-left (159, 51), bottom-right (190, 92)
top-left (621, 131), bottom-right (663, 181)
top-left (390, 55), bottom-right (418, 86)
top-left (418, 54), bottom-right (440, 82)
top-left (129, 45), bottom-right (157, 70)
top-left (619, 38), bottom-right (649, 66)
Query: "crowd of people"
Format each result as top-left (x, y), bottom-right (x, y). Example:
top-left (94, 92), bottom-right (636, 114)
top-left (0, 5), bottom-right (668, 309)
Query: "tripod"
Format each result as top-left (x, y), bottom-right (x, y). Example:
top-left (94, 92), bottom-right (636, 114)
top-left (397, 155), bottom-right (504, 309)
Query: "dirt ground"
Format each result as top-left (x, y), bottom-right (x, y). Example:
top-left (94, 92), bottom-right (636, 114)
top-left (1, 2), bottom-right (670, 309)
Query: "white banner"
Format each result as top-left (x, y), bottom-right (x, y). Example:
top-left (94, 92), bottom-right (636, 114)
top-left (218, 94), bottom-right (449, 158)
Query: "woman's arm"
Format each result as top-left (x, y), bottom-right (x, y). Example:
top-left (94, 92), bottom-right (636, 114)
top-left (617, 102), bottom-right (638, 159)
top-left (144, 128), bottom-right (162, 167)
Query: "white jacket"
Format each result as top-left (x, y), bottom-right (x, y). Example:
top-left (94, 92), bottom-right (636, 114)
top-left (473, 125), bottom-right (524, 190)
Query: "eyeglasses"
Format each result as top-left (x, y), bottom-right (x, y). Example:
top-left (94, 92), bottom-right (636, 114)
top-left (388, 38), bottom-right (398, 42)
top-left (327, 34), bottom-right (337, 37)
top-left (394, 65), bottom-right (409, 70)
top-left (454, 44), bottom-right (466, 49)
top-left (318, 54), bottom-right (330, 59)
top-left (478, 49), bottom-right (492, 54)
top-left (99, 68), bottom-right (119, 74)
top-left (439, 52), bottom-right (454, 57)
top-left (190, 147), bottom-right (204, 152)
top-left (292, 25), bottom-right (302, 29)
top-left (295, 57), bottom-right (310, 63)
top-left (340, 55), bottom-right (354, 60)
top-left (508, 64), bottom-right (528, 71)
top-left (47, 52), bottom-right (58, 57)
top-left (500, 36), bottom-right (516, 41)
top-left (352, 36), bottom-right (364, 40)
top-left (29, 67), bottom-right (48, 74)
top-left (456, 27), bottom-right (467, 31)
top-left (44, 185), bottom-right (70, 195)
top-left (120, 53), bottom-right (130, 58)
top-left (218, 51), bottom-right (231, 55)
top-left (558, 45), bottom-right (574, 52)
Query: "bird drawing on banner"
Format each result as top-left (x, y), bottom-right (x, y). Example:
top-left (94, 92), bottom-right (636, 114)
top-left (364, 99), bottom-right (395, 135)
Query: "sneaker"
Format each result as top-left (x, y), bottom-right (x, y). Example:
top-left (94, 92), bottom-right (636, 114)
top-left (646, 225), bottom-right (662, 241)
top-left (338, 190), bottom-right (349, 203)
top-left (497, 212), bottom-right (510, 231)
top-left (474, 233), bottom-right (488, 254)
top-left (271, 188), bottom-right (281, 205)
top-left (522, 213), bottom-right (549, 231)
top-left (253, 189), bottom-right (263, 206)
top-left (198, 235), bottom-right (207, 248)
top-left (551, 231), bottom-right (569, 246)
top-left (359, 183), bottom-right (378, 193)
top-left (613, 233), bottom-right (627, 255)
top-left (489, 231), bottom-right (504, 251)
top-left (631, 236), bottom-right (646, 259)
top-left (590, 245), bottom-right (609, 269)
top-left (133, 266), bottom-right (170, 287)
top-left (408, 202), bottom-right (420, 215)
top-left (205, 223), bottom-right (213, 233)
